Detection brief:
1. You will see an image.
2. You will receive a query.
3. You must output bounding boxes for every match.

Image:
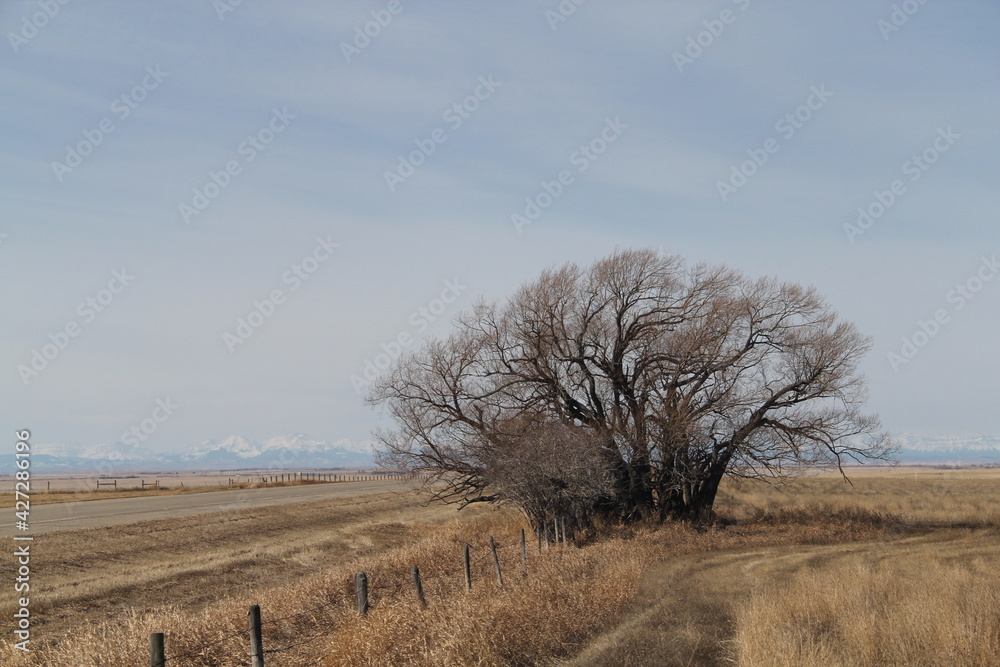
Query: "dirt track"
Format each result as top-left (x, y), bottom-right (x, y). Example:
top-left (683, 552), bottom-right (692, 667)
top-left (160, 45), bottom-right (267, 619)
top-left (564, 528), bottom-right (999, 666)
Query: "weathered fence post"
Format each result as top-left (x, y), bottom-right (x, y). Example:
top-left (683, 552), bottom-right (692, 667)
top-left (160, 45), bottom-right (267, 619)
top-left (520, 528), bottom-right (527, 566)
top-left (149, 632), bottom-right (165, 667)
top-left (248, 604), bottom-right (264, 667)
top-left (355, 572), bottom-right (369, 615)
top-left (411, 565), bottom-right (427, 609)
top-left (489, 536), bottom-right (504, 587)
top-left (463, 544), bottom-right (472, 591)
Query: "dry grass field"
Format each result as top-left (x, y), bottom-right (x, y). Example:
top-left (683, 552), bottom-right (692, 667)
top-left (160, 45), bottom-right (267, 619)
top-left (1, 467), bottom-right (998, 666)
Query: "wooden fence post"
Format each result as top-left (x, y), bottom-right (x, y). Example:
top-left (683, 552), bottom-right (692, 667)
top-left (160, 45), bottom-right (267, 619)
top-left (463, 544), bottom-right (472, 591)
top-left (411, 565), bottom-right (427, 609)
top-left (149, 632), bottom-right (165, 667)
top-left (355, 572), bottom-right (369, 615)
top-left (520, 528), bottom-right (527, 567)
top-left (248, 604), bottom-right (264, 667)
top-left (490, 536), bottom-right (504, 587)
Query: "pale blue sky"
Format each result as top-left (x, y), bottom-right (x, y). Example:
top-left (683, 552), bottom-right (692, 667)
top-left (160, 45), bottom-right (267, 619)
top-left (2, 1), bottom-right (998, 453)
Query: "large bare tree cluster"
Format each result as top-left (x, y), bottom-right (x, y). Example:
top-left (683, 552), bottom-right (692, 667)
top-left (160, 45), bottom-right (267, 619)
top-left (369, 249), bottom-right (894, 524)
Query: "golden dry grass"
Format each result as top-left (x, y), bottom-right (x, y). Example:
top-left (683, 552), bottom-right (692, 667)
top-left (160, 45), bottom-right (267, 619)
top-left (566, 469), bottom-right (1000, 666)
top-left (2, 468), bottom-right (998, 666)
top-left (0, 490), bottom-right (897, 665)
top-left (0, 490), bottom-right (453, 643)
top-left (717, 467), bottom-right (1000, 527)
top-left (732, 530), bottom-right (1000, 666)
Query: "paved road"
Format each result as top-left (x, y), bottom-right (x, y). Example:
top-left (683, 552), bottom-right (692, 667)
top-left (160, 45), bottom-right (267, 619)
top-left (1, 480), bottom-right (409, 537)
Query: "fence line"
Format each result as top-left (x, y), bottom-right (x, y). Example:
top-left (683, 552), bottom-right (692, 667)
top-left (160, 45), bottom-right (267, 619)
top-left (83, 471), bottom-right (419, 493)
top-left (150, 518), bottom-right (579, 665)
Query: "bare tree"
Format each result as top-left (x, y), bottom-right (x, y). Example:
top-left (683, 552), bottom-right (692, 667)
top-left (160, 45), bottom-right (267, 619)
top-left (479, 420), bottom-right (612, 528)
top-left (370, 248), bottom-right (895, 524)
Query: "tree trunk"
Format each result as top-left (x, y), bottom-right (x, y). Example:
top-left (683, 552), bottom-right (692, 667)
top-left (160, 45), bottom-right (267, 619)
top-left (656, 458), bottom-right (728, 523)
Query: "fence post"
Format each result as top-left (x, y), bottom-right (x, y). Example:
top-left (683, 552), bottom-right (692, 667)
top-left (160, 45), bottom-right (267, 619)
top-left (520, 528), bottom-right (527, 567)
top-left (248, 604), bottom-right (264, 667)
top-left (411, 565), bottom-right (427, 609)
top-left (355, 572), bottom-right (369, 615)
top-left (149, 632), bottom-right (165, 667)
top-left (463, 544), bottom-right (472, 591)
top-left (490, 536), bottom-right (504, 587)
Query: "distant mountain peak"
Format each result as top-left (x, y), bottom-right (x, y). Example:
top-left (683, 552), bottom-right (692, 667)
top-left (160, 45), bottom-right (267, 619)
top-left (895, 433), bottom-right (1000, 463)
top-left (19, 434), bottom-right (374, 473)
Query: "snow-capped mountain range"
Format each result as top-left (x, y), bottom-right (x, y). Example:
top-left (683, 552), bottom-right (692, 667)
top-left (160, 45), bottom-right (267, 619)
top-left (891, 433), bottom-right (1000, 464)
top-left (14, 434), bottom-right (375, 473)
top-left (8, 433), bottom-right (998, 474)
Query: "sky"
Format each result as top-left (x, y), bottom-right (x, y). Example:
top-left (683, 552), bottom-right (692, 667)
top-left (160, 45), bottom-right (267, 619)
top-left (2, 0), bottom-right (998, 455)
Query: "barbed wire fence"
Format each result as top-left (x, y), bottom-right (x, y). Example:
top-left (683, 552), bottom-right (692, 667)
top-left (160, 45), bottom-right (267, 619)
top-left (147, 518), bottom-right (577, 666)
